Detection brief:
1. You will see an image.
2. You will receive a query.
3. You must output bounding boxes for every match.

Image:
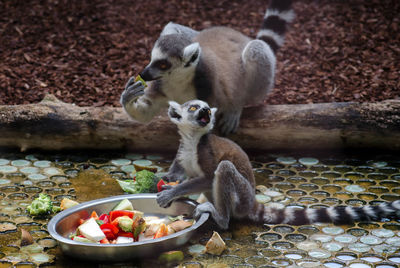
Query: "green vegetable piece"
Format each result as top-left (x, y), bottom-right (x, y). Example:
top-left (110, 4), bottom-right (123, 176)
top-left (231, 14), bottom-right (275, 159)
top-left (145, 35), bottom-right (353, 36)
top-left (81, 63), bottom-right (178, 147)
top-left (117, 179), bottom-right (136, 193)
top-left (135, 75), bottom-right (147, 88)
top-left (96, 220), bottom-right (104, 226)
top-left (168, 215), bottom-right (184, 222)
top-left (135, 170), bottom-right (158, 193)
top-left (52, 206), bottom-right (61, 213)
top-left (118, 216), bottom-right (134, 232)
top-left (73, 236), bottom-right (95, 243)
top-left (27, 193), bottom-right (53, 216)
top-left (158, 250), bottom-right (184, 263)
top-left (68, 229), bottom-right (78, 239)
top-left (133, 218), bottom-right (146, 240)
top-left (117, 170), bottom-right (158, 194)
top-left (112, 198), bottom-right (134, 211)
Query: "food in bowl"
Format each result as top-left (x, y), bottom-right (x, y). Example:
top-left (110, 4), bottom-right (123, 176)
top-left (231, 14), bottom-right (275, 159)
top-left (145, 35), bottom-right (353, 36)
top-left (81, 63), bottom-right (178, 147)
top-left (68, 198), bottom-right (194, 244)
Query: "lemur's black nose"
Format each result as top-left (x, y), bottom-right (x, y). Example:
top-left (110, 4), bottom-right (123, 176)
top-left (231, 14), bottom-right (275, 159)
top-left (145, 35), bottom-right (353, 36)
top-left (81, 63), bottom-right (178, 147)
top-left (139, 67), bottom-right (154, 81)
top-left (197, 107), bottom-right (211, 126)
top-left (199, 107), bottom-right (210, 114)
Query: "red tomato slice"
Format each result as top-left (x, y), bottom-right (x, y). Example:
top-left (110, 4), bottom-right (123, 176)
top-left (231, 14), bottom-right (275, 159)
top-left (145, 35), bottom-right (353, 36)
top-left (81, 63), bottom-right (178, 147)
top-left (157, 179), bottom-right (166, 192)
top-left (101, 228), bottom-right (116, 240)
top-left (109, 210), bottom-right (134, 222)
top-left (117, 231), bottom-right (134, 238)
top-left (98, 214), bottom-right (109, 224)
top-left (100, 223), bottom-right (119, 235)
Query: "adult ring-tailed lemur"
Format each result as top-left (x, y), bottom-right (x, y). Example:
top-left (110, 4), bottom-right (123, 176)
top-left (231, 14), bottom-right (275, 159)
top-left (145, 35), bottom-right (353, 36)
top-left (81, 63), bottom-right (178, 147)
top-left (120, 0), bottom-right (294, 135)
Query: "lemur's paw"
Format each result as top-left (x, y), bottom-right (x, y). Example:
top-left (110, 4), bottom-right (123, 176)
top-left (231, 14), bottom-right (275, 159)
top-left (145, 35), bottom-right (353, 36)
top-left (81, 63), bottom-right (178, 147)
top-left (163, 175), bottom-right (186, 183)
top-left (214, 219), bottom-right (230, 230)
top-left (162, 175), bottom-right (176, 183)
top-left (156, 189), bottom-right (174, 208)
top-left (193, 202), bottom-right (214, 219)
top-left (161, 184), bottom-right (173, 191)
top-left (217, 111), bottom-right (241, 136)
top-left (120, 76), bottom-right (145, 106)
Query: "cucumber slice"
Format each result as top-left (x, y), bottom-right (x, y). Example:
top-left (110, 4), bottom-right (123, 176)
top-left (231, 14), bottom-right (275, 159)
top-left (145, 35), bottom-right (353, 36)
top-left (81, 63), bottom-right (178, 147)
top-left (112, 198), bottom-right (134, 211)
top-left (132, 210), bottom-right (144, 219)
top-left (73, 236), bottom-right (96, 243)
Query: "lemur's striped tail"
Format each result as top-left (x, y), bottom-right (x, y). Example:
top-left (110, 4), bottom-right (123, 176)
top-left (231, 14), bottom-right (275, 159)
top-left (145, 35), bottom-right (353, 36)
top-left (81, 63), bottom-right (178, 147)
top-left (253, 200), bottom-right (400, 225)
top-left (257, 0), bottom-right (294, 53)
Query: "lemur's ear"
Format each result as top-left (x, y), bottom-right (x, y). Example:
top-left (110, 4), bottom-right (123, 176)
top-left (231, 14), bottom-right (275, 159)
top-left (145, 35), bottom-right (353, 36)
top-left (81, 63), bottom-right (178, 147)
top-left (168, 101), bottom-right (182, 124)
top-left (210, 107), bottom-right (218, 124)
top-left (210, 107), bottom-right (218, 116)
top-left (183, 43), bottom-right (201, 67)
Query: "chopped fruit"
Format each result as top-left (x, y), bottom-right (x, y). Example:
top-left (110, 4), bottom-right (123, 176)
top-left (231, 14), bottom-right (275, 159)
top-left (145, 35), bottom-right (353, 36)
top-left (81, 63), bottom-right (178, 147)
top-left (112, 198), bottom-right (134, 211)
top-left (115, 236), bottom-right (134, 244)
top-left (109, 210), bottom-right (134, 222)
top-left (153, 223), bottom-right (168, 239)
top-left (70, 201), bottom-right (195, 244)
top-left (205, 231), bottom-right (226, 255)
top-left (60, 198), bottom-right (79, 211)
top-left (78, 217), bottom-right (106, 242)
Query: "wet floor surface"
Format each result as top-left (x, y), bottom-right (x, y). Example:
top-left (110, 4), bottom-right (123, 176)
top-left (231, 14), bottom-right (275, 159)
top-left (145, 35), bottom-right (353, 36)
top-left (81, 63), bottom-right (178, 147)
top-left (0, 151), bottom-right (400, 267)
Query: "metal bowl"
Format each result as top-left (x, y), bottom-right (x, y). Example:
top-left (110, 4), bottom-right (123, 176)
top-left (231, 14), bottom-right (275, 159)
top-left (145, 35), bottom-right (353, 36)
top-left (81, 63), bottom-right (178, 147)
top-left (48, 193), bottom-right (209, 261)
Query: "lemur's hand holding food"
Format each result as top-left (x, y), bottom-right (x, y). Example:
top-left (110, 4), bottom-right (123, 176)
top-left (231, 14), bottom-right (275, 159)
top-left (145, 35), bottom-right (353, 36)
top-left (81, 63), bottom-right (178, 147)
top-left (120, 75), bottom-right (147, 106)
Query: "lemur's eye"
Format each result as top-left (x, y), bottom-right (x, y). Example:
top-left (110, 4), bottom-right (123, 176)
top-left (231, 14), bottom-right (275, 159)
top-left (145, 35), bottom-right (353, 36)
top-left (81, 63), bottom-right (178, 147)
top-left (189, 106), bottom-right (197, 112)
top-left (154, 60), bottom-right (171, 70)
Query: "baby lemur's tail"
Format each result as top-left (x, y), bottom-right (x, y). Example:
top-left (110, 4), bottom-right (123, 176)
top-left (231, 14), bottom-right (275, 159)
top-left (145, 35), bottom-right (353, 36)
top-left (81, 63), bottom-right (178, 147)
top-left (256, 0), bottom-right (294, 53)
top-left (252, 200), bottom-right (400, 225)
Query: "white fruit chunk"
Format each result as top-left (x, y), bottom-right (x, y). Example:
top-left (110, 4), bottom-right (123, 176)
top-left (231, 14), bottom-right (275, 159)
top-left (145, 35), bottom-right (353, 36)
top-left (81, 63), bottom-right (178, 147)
top-left (115, 236), bottom-right (134, 244)
top-left (78, 217), bottom-right (106, 242)
top-left (205, 231), bottom-right (226, 255)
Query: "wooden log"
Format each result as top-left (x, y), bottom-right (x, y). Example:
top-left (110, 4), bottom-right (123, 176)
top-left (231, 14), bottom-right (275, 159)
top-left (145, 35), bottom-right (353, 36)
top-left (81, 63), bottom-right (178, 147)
top-left (0, 95), bottom-right (399, 152)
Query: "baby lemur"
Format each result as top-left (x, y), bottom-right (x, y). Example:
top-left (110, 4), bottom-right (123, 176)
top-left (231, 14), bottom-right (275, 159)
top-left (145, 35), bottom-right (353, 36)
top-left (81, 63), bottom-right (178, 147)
top-left (156, 100), bottom-right (400, 229)
top-left (120, 0), bottom-right (294, 135)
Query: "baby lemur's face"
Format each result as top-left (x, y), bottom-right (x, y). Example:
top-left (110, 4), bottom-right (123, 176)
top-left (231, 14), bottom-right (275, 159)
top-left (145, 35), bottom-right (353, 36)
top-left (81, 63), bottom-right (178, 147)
top-left (168, 100), bottom-right (217, 133)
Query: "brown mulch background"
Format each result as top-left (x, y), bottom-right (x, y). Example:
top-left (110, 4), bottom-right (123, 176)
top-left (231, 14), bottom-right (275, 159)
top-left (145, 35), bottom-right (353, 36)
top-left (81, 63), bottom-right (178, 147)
top-left (0, 0), bottom-right (399, 107)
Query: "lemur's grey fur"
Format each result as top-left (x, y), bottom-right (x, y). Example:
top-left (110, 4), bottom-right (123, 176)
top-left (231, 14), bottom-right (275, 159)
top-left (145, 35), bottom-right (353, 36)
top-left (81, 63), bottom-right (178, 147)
top-left (157, 100), bottom-right (400, 229)
top-left (120, 0), bottom-right (294, 135)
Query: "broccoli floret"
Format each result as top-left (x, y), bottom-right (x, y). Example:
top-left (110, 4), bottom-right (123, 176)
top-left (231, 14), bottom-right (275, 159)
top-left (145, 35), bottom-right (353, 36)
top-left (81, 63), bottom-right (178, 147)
top-left (117, 170), bottom-right (158, 194)
top-left (135, 170), bottom-right (158, 193)
top-left (27, 193), bottom-right (53, 216)
top-left (52, 206), bottom-right (61, 213)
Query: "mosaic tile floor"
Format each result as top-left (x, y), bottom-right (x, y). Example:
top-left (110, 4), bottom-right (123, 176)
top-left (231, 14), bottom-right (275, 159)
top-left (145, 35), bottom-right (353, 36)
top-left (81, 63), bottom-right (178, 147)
top-left (0, 151), bottom-right (400, 267)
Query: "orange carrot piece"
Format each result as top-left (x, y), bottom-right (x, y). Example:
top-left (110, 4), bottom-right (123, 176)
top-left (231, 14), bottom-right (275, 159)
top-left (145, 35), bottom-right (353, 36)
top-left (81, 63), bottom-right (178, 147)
top-left (153, 223), bottom-right (168, 239)
top-left (90, 211), bottom-right (99, 220)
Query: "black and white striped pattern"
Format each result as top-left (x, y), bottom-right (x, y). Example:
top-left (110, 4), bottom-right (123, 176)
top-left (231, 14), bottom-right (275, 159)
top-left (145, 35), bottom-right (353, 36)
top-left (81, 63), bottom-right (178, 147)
top-left (256, 0), bottom-right (294, 53)
top-left (260, 200), bottom-right (400, 225)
